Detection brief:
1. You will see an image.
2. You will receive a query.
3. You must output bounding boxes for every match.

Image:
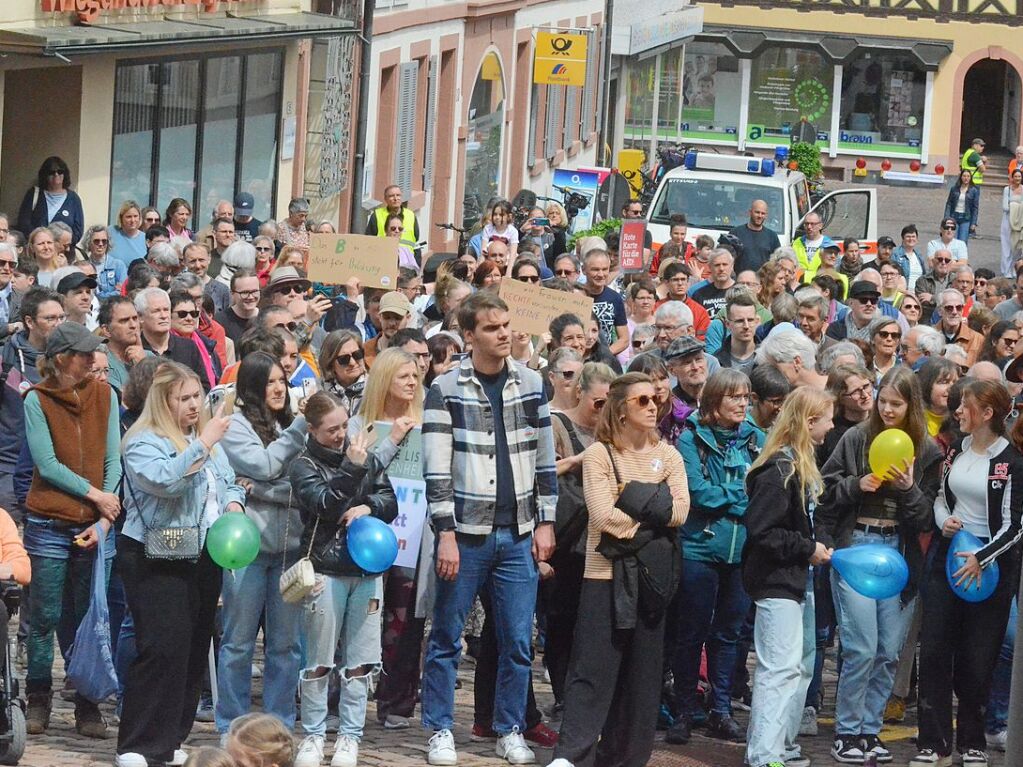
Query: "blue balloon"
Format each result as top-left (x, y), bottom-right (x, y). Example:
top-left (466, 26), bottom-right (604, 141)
top-left (945, 530), bottom-right (999, 603)
top-left (832, 544), bottom-right (909, 600)
top-left (347, 516), bottom-right (399, 574)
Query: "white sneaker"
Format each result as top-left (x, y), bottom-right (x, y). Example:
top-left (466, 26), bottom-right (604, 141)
top-left (295, 735), bottom-right (326, 767)
top-left (115, 755), bottom-right (148, 767)
top-left (331, 735), bottom-right (359, 767)
top-left (985, 730), bottom-right (1007, 752)
top-left (168, 750), bottom-right (188, 766)
top-left (798, 706), bottom-right (818, 736)
top-left (545, 760), bottom-right (574, 767)
top-left (427, 730), bottom-right (458, 766)
top-left (961, 750), bottom-right (989, 766)
top-left (908, 749), bottom-right (951, 767)
top-left (383, 714), bottom-right (410, 729)
top-left (496, 730), bottom-right (536, 765)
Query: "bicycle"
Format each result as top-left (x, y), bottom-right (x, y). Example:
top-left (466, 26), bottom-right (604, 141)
top-left (435, 222), bottom-right (470, 256)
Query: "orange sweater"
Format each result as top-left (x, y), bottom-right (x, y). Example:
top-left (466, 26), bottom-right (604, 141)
top-left (0, 510), bottom-right (30, 585)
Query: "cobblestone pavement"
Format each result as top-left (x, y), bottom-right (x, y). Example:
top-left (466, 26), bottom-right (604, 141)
top-left (15, 638), bottom-right (1008, 767)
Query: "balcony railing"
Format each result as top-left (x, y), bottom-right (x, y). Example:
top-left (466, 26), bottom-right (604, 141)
top-left (706, 0), bottom-right (1023, 25)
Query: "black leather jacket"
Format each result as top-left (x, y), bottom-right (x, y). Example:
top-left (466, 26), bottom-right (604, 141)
top-left (289, 436), bottom-right (398, 577)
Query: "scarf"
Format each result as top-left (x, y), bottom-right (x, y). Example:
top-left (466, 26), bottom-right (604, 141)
top-left (173, 330), bottom-right (216, 389)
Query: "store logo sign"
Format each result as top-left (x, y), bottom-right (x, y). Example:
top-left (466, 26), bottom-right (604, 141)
top-left (533, 30), bottom-right (588, 87)
top-left (42, 0), bottom-right (243, 24)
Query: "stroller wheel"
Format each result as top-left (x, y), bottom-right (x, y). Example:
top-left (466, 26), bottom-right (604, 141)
top-left (0, 705), bottom-right (25, 765)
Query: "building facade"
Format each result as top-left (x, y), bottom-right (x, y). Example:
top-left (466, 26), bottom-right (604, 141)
top-left (0, 0), bottom-right (352, 229)
top-left (621, 0), bottom-right (1023, 174)
top-left (362, 0), bottom-right (606, 251)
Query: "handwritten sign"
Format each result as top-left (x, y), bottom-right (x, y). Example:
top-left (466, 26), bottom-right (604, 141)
top-left (619, 220), bottom-right (647, 272)
top-left (373, 423), bottom-right (427, 569)
top-left (500, 279), bottom-right (594, 337)
top-left (307, 233), bottom-right (399, 289)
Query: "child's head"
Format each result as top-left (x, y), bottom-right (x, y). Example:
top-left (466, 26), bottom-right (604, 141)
top-left (225, 714), bottom-right (294, 767)
top-left (184, 747), bottom-right (237, 767)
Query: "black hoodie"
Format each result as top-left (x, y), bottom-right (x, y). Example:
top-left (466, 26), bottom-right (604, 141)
top-left (742, 451), bottom-right (818, 602)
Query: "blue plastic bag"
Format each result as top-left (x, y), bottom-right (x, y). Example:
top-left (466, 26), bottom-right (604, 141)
top-left (66, 527), bottom-right (118, 703)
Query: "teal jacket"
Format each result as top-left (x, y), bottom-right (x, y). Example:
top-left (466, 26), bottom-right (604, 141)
top-left (677, 412), bottom-right (764, 564)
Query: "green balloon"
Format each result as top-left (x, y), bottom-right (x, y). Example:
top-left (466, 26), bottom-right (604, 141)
top-left (206, 513), bottom-right (260, 570)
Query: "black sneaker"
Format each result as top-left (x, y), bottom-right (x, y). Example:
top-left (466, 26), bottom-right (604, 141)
top-left (665, 713), bottom-right (692, 745)
top-left (831, 737), bottom-right (865, 764)
top-left (706, 712), bottom-right (746, 743)
top-left (860, 735), bottom-right (892, 763)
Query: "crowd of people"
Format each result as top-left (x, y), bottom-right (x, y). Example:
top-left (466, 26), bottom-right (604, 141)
top-left (0, 155), bottom-right (1019, 767)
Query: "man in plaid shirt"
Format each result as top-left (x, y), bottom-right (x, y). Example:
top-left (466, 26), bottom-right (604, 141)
top-left (420, 291), bottom-right (557, 765)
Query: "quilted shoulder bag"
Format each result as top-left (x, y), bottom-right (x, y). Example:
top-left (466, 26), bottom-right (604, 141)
top-left (125, 471), bottom-right (203, 562)
top-left (280, 461), bottom-right (319, 603)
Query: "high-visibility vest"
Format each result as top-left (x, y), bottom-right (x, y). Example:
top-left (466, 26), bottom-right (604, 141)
top-left (373, 205), bottom-right (417, 248)
top-left (961, 148), bottom-right (984, 184)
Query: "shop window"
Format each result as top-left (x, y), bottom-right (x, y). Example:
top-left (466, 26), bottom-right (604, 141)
top-left (839, 52), bottom-right (926, 156)
top-left (657, 48), bottom-right (682, 134)
top-left (748, 46), bottom-right (833, 147)
top-left (681, 42), bottom-right (741, 144)
top-left (623, 57), bottom-right (655, 147)
top-left (110, 50), bottom-right (283, 224)
top-left (464, 52), bottom-right (505, 227)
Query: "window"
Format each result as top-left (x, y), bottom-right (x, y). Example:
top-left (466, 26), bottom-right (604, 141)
top-left (681, 42), bottom-right (741, 143)
top-left (109, 50), bottom-right (283, 224)
top-left (748, 46), bottom-right (833, 146)
top-left (839, 52), bottom-right (926, 156)
top-left (464, 52), bottom-right (505, 226)
top-left (657, 48), bottom-right (682, 133)
top-left (623, 57), bottom-right (656, 145)
top-left (650, 177), bottom-right (785, 232)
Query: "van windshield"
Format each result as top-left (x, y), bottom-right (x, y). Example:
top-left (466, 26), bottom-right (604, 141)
top-left (650, 177), bottom-right (785, 232)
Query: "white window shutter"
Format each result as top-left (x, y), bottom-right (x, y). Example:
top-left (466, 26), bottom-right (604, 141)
top-left (563, 85), bottom-right (577, 149)
top-left (423, 55), bottom-right (437, 191)
top-left (394, 61), bottom-right (418, 197)
top-left (545, 84), bottom-right (562, 160)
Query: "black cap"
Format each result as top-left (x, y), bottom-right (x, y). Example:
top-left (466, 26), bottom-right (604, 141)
top-left (45, 323), bottom-right (102, 357)
top-left (56, 272), bottom-right (98, 295)
top-left (848, 281), bottom-right (881, 300)
top-left (877, 236), bottom-right (896, 248)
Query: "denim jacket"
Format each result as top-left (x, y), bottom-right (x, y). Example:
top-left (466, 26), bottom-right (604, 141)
top-left (121, 431), bottom-right (246, 547)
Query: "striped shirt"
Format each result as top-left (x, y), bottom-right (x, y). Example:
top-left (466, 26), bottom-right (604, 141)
top-left (423, 356), bottom-right (557, 535)
top-left (581, 440), bottom-right (689, 579)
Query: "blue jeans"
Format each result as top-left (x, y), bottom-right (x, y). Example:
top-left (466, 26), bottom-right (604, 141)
top-left (986, 597), bottom-right (1017, 734)
top-left (672, 559), bottom-right (750, 716)
top-left (831, 530), bottom-right (915, 737)
top-left (746, 578), bottom-right (815, 767)
top-left (421, 528), bottom-right (538, 735)
top-left (953, 215), bottom-right (972, 243)
top-left (215, 551), bottom-right (302, 732)
top-left (300, 575), bottom-right (383, 739)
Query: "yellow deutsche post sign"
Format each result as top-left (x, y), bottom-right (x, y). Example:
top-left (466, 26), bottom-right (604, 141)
top-left (533, 31), bottom-right (588, 87)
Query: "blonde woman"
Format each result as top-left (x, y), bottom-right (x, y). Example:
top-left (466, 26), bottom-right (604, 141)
top-left (27, 226), bottom-right (59, 287)
top-left (345, 348), bottom-right (424, 733)
top-left (743, 387), bottom-right (835, 767)
top-left (110, 200), bottom-right (147, 264)
top-left (117, 363), bottom-right (244, 767)
top-left (552, 372), bottom-right (689, 767)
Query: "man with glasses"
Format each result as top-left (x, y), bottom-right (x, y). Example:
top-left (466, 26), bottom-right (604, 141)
top-left (367, 185), bottom-right (421, 251)
top-left (926, 217), bottom-right (969, 263)
top-left (878, 264), bottom-right (906, 308)
top-left (827, 281), bottom-right (880, 342)
top-left (664, 335), bottom-right (709, 409)
top-left (365, 291), bottom-right (411, 367)
top-left (621, 200), bottom-right (653, 252)
top-left (912, 248), bottom-right (955, 319)
top-left (654, 301), bottom-right (694, 353)
top-left (217, 268), bottom-right (260, 344)
top-left (994, 268), bottom-right (1023, 321)
top-left (748, 364), bottom-right (792, 431)
top-left (183, 242), bottom-right (231, 315)
top-left (0, 243), bottom-right (19, 341)
top-left (660, 262), bottom-right (710, 340)
top-left (197, 199), bottom-right (234, 254)
top-left (393, 327), bottom-right (431, 378)
top-left (83, 224), bottom-right (126, 300)
top-left (210, 219), bottom-right (237, 279)
top-left (0, 288), bottom-right (65, 521)
top-left (900, 325), bottom-right (945, 371)
top-left (715, 293), bottom-right (759, 374)
top-left (793, 213), bottom-right (826, 276)
top-left (552, 254), bottom-right (580, 284)
top-left (934, 287), bottom-right (983, 366)
top-left (397, 268), bottom-right (426, 328)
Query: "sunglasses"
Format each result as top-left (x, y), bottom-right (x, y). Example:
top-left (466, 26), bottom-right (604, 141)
top-left (175, 310), bottom-right (200, 319)
top-left (554, 269), bottom-right (575, 277)
top-left (1002, 336), bottom-right (1020, 346)
top-left (942, 304), bottom-right (965, 312)
top-left (902, 303), bottom-right (921, 311)
top-left (517, 275), bottom-right (540, 283)
top-left (876, 330), bottom-right (901, 340)
top-left (255, 246), bottom-right (274, 253)
top-left (591, 398), bottom-right (607, 410)
top-left (941, 225), bottom-right (956, 231)
top-left (855, 296), bottom-right (878, 305)
top-left (627, 394), bottom-right (655, 408)
top-left (334, 349), bottom-right (366, 366)
top-left (0, 259), bottom-right (15, 268)
top-left (275, 285), bottom-right (306, 295)
top-left (933, 257), bottom-right (952, 264)
top-left (557, 369), bottom-right (577, 381)
top-left (92, 239), bottom-right (109, 246)
top-left (274, 321), bottom-right (299, 332)
top-left (145, 217), bottom-right (161, 223)
top-left (632, 339), bottom-right (646, 349)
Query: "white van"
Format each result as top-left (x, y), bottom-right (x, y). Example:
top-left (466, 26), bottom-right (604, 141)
top-left (646, 151), bottom-right (878, 256)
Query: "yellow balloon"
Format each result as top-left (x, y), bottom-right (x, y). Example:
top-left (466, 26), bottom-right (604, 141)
top-left (868, 428), bottom-right (915, 478)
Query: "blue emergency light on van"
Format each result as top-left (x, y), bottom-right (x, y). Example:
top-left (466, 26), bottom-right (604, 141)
top-left (775, 146), bottom-right (789, 164)
top-left (682, 150), bottom-right (776, 176)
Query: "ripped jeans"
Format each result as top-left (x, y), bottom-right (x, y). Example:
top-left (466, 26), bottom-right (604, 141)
top-left (300, 574), bottom-right (384, 739)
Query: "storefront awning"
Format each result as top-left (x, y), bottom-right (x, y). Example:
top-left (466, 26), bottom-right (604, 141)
top-left (0, 12), bottom-right (355, 58)
top-left (698, 25), bottom-right (952, 71)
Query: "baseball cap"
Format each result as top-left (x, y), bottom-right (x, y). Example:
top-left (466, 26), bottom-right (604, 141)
top-left (972, 138), bottom-right (986, 147)
top-left (663, 336), bottom-right (705, 362)
top-left (234, 193), bottom-right (255, 215)
top-left (848, 281), bottom-right (881, 301)
top-left (56, 272), bottom-right (98, 295)
top-left (379, 291), bottom-right (411, 317)
top-left (820, 236), bottom-right (840, 252)
top-left (46, 322), bottom-right (102, 357)
top-left (877, 236), bottom-right (896, 248)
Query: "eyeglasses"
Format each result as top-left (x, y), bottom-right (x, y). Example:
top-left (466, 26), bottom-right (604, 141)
top-left (255, 246), bottom-right (274, 253)
top-left (933, 257), bottom-right (952, 264)
top-left (591, 398), bottom-right (607, 410)
top-left (855, 297), bottom-right (878, 305)
top-left (1002, 336), bottom-right (1020, 346)
top-left (554, 269), bottom-right (575, 277)
top-left (92, 239), bottom-right (109, 247)
top-left (941, 225), bottom-right (957, 231)
top-left (90, 367), bottom-right (111, 376)
top-left (876, 330), bottom-right (901, 340)
top-left (942, 304), bottom-right (965, 312)
top-left (557, 369), bottom-right (577, 381)
top-left (655, 323), bottom-right (682, 332)
top-left (902, 303), bottom-right (921, 311)
top-left (333, 350), bottom-right (366, 366)
top-left (273, 321), bottom-right (299, 332)
top-left (880, 271), bottom-right (899, 278)
top-left (275, 285), bottom-right (305, 295)
top-left (0, 259), bottom-right (14, 269)
top-left (174, 310), bottom-right (200, 319)
top-left (632, 339), bottom-right (646, 349)
top-left (145, 217), bottom-right (161, 223)
top-left (388, 226), bottom-right (404, 233)
top-left (516, 275), bottom-right (541, 283)
top-left (626, 394), bottom-right (655, 408)
top-left (233, 289), bottom-right (259, 298)
top-left (843, 382), bottom-right (873, 399)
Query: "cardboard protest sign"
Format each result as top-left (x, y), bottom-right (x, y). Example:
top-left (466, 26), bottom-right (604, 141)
top-left (307, 233), bottom-right (399, 289)
top-left (500, 278), bottom-right (594, 336)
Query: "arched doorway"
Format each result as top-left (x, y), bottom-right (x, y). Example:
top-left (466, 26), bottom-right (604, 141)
top-left (960, 58), bottom-right (1021, 152)
top-left (462, 51), bottom-right (505, 228)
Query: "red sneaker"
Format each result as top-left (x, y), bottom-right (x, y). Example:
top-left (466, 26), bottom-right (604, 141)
top-left (524, 722), bottom-right (559, 748)
top-left (470, 723), bottom-right (497, 741)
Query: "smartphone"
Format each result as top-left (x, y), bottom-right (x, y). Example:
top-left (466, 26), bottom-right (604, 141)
top-left (208, 387), bottom-right (227, 413)
top-left (302, 379), bottom-right (319, 398)
top-left (532, 217), bottom-right (551, 228)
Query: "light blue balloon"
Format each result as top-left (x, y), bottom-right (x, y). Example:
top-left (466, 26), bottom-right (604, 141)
top-left (945, 529), bottom-right (999, 603)
top-left (346, 516), bottom-right (399, 574)
top-left (832, 544), bottom-right (909, 600)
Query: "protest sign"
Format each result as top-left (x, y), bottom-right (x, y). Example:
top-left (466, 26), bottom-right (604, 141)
top-left (619, 220), bottom-right (647, 272)
top-left (499, 279), bottom-right (594, 336)
top-left (307, 233), bottom-right (399, 289)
